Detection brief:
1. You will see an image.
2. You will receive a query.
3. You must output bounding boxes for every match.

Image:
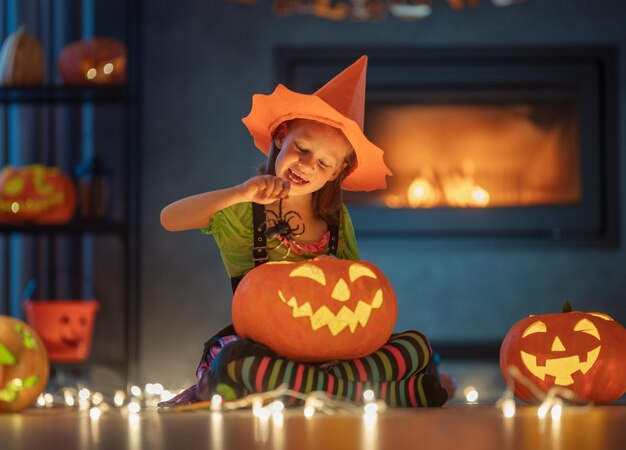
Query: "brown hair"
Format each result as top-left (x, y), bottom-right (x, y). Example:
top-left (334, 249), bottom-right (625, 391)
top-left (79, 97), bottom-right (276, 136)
top-left (257, 122), bottom-right (357, 225)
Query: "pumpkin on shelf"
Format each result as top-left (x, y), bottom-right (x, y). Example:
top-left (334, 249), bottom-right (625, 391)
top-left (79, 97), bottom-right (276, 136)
top-left (500, 301), bottom-right (626, 404)
top-left (0, 164), bottom-right (77, 224)
top-left (58, 37), bottom-right (127, 86)
top-left (232, 257), bottom-right (398, 361)
top-left (0, 315), bottom-right (49, 413)
top-left (0, 25), bottom-right (45, 87)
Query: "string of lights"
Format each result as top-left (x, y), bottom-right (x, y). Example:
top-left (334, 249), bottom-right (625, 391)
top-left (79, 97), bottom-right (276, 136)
top-left (33, 364), bottom-right (596, 422)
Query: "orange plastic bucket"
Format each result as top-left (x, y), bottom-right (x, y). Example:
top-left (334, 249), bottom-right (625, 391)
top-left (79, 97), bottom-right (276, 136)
top-left (23, 300), bottom-right (99, 363)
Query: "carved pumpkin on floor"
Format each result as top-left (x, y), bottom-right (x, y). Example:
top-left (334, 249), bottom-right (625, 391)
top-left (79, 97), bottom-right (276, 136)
top-left (500, 302), bottom-right (626, 404)
top-left (0, 316), bottom-right (49, 412)
top-left (58, 37), bottom-right (127, 85)
top-left (23, 300), bottom-right (99, 363)
top-left (0, 164), bottom-right (76, 224)
top-left (233, 258), bottom-right (398, 361)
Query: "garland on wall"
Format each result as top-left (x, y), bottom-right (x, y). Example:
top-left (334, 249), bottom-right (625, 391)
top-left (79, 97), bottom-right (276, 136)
top-left (226, 0), bottom-right (528, 22)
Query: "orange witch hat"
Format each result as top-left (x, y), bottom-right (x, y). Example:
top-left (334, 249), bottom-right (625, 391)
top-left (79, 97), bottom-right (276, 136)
top-left (242, 56), bottom-right (391, 192)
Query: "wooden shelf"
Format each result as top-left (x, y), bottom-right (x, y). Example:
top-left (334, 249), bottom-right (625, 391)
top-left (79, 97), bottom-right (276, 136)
top-left (0, 220), bottom-right (127, 235)
top-left (0, 86), bottom-right (130, 104)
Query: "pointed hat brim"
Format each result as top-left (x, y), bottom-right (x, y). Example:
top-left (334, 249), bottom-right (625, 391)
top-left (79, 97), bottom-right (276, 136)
top-left (241, 57), bottom-right (391, 192)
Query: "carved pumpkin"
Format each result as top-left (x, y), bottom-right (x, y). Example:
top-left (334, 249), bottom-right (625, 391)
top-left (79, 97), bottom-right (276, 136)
top-left (0, 316), bottom-right (49, 412)
top-left (0, 26), bottom-right (45, 86)
top-left (500, 302), bottom-right (626, 404)
top-left (0, 164), bottom-right (77, 224)
top-left (23, 300), bottom-right (99, 363)
top-left (233, 258), bottom-right (398, 361)
top-left (58, 37), bottom-right (127, 85)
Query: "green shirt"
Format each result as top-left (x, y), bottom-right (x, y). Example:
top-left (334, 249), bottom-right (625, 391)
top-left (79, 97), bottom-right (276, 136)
top-left (202, 202), bottom-right (360, 278)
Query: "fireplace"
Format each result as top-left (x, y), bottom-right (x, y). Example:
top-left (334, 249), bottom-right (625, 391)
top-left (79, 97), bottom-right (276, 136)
top-left (276, 47), bottom-right (618, 244)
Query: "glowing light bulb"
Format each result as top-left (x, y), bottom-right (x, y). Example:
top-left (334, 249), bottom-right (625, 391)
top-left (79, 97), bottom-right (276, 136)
top-left (36, 394), bottom-right (46, 407)
top-left (11, 202), bottom-right (19, 213)
top-left (86, 68), bottom-right (97, 80)
top-left (502, 398), bottom-right (516, 418)
top-left (103, 63), bottom-right (114, 75)
top-left (160, 390), bottom-right (174, 402)
top-left (464, 386), bottom-right (478, 403)
top-left (90, 406), bottom-right (102, 420)
top-left (270, 401), bottom-right (284, 413)
top-left (537, 402), bottom-right (550, 419)
top-left (551, 400), bottom-right (563, 419)
top-left (128, 401), bottom-right (141, 414)
top-left (363, 403), bottom-right (378, 415)
top-left (64, 390), bottom-right (75, 407)
top-left (363, 390), bottom-right (375, 403)
top-left (114, 390), bottom-right (126, 407)
top-left (210, 394), bottom-right (223, 411)
top-left (44, 393), bottom-right (54, 405)
top-left (304, 406), bottom-right (315, 418)
top-left (91, 392), bottom-right (104, 406)
top-left (79, 388), bottom-right (91, 400)
top-left (130, 385), bottom-right (142, 397)
top-left (153, 383), bottom-right (164, 395)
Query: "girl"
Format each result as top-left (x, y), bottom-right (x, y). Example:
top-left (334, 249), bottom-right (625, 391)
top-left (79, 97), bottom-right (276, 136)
top-left (159, 56), bottom-right (449, 407)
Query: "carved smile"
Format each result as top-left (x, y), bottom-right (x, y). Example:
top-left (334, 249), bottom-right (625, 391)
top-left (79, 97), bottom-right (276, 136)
top-left (278, 289), bottom-right (383, 336)
top-left (520, 346), bottom-right (601, 386)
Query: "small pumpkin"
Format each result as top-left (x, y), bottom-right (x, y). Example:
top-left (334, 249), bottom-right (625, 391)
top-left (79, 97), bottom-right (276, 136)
top-left (500, 302), bottom-right (626, 404)
top-left (0, 25), bottom-right (45, 86)
top-left (0, 164), bottom-right (77, 224)
top-left (0, 315), bottom-right (49, 412)
top-left (232, 257), bottom-right (398, 361)
top-left (58, 37), bottom-right (127, 85)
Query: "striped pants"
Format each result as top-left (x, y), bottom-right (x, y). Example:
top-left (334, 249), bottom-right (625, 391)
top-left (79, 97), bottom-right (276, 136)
top-left (210, 330), bottom-right (448, 407)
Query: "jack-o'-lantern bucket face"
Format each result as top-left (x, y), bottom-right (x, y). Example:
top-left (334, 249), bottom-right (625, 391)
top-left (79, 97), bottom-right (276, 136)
top-left (233, 258), bottom-right (398, 361)
top-left (23, 300), bottom-right (99, 363)
top-left (500, 306), bottom-right (626, 404)
top-left (0, 316), bottom-right (49, 412)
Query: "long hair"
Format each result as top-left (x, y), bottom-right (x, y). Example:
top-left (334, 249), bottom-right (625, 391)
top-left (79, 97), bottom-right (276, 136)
top-left (257, 126), bottom-right (357, 225)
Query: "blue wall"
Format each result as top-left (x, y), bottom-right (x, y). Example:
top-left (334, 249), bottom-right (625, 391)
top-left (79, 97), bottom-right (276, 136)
top-left (139, 0), bottom-right (626, 386)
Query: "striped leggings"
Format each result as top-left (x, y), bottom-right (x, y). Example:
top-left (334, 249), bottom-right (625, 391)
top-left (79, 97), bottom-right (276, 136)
top-left (210, 330), bottom-right (448, 407)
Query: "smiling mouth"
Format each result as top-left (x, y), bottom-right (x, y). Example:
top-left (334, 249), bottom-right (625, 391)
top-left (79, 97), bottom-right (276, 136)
top-left (61, 336), bottom-right (81, 348)
top-left (287, 169), bottom-right (309, 185)
top-left (278, 289), bottom-right (383, 336)
top-left (520, 346), bottom-right (601, 386)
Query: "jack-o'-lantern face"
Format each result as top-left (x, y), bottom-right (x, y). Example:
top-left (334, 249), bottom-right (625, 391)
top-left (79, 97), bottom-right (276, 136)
top-left (58, 38), bottom-right (127, 86)
top-left (57, 314), bottom-right (89, 349)
top-left (33, 309), bottom-right (92, 359)
top-left (232, 258), bottom-right (398, 362)
top-left (277, 261), bottom-right (384, 336)
top-left (519, 313), bottom-right (610, 386)
top-left (0, 316), bottom-right (49, 412)
top-left (23, 301), bottom-right (99, 363)
top-left (0, 164), bottom-right (76, 224)
top-left (500, 306), bottom-right (626, 404)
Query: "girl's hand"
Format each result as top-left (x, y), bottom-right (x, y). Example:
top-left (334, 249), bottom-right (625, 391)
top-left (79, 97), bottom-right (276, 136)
top-left (240, 175), bottom-right (290, 204)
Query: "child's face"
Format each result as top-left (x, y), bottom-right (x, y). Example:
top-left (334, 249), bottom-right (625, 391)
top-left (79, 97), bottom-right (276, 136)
top-left (273, 120), bottom-right (351, 196)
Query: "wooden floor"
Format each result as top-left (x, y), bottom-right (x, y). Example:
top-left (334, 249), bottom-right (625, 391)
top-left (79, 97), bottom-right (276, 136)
top-left (2, 403), bottom-right (625, 450)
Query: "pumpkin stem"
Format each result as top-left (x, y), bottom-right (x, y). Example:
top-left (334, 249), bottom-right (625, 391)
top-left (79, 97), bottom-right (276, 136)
top-left (562, 300), bottom-right (572, 313)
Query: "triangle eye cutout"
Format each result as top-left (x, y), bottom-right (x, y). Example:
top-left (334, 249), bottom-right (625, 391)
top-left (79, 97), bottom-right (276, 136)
top-left (522, 321), bottom-right (547, 338)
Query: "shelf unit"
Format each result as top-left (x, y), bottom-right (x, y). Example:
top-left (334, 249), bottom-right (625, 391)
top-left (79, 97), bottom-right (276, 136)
top-left (0, 2), bottom-right (140, 385)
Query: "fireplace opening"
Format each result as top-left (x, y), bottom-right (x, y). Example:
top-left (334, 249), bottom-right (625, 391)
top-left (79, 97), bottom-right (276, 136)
top-left (346, 91), bottom-right (580, 210)
top-left (276, 47), bottom-right (618, 244)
